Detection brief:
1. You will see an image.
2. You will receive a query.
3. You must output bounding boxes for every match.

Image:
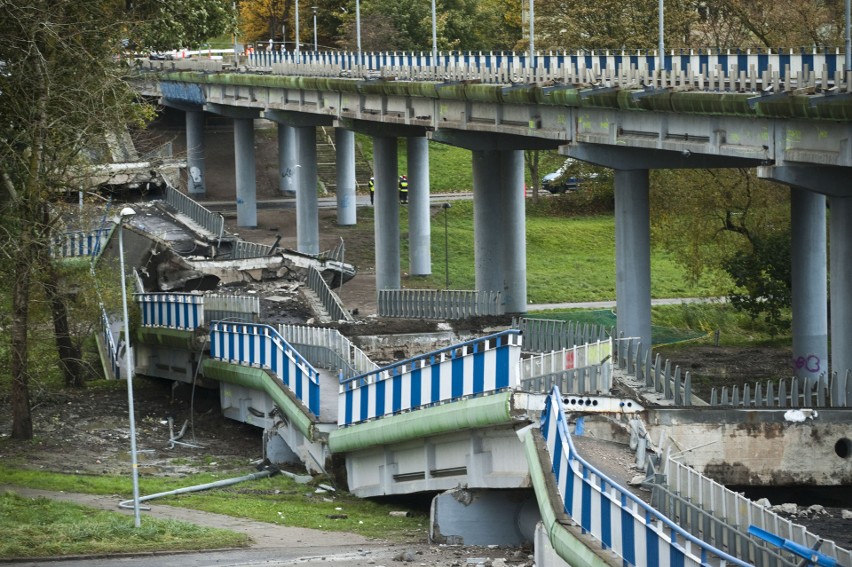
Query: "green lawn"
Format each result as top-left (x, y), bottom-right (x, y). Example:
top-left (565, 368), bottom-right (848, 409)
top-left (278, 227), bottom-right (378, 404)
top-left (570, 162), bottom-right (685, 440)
top-left (0, 491), bottom-right (250, 559)
top-left (395, 201), bottom-right (722, 304)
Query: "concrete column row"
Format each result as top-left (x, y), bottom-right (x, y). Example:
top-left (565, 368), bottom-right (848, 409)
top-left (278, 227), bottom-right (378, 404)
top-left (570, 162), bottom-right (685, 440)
top-left (179, 109), bottom-right (530, 314)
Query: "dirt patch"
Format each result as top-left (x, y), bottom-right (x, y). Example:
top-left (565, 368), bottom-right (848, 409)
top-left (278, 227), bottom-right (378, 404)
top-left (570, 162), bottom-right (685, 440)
top-left (653, 344), bottom-right (795, 400)
top-left (0, 378), bottom-right (263, 478)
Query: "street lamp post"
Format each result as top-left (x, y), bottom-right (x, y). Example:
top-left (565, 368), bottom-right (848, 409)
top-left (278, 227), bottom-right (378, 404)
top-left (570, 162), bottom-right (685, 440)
top-left (312, 6), bottom-right (318, 51)
top-left (356, 0), bottom-right (362, 64)
top-left (442, 202), bottom-right (451, 289)
top-left (295, 0), bottom-right (300, 56)
top-left (431, 0), bottom-right (437, 62)
top-left (528, 0), bottom-right (534, 68)
top-left (658, 0), bottom-right (665, 73)
top-left (117, 206), bottom-right (141, 528)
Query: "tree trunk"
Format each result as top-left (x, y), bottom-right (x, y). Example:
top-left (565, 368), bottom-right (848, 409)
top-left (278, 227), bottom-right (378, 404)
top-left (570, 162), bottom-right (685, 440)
top-left (44, 265), bottom-right (86, 387)
top-left (40, 205), bottom-right (86, 387)
top-left (525, 150), bottom-right (541, 202)
top-left (11, 231), bottom-right (33, 439)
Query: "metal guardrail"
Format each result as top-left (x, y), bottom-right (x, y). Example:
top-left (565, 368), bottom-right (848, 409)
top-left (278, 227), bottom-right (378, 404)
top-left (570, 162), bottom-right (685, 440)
top-left (164, 183), bottom-right (224, 240)
top-left (658, 457), bottom-right (852, 567)
top-left (521, 339), bottom-right (612, 377)
top-left (52, 228), bottom-right (113, 258)
top-left (520, 339), bottom-right (614, 394)
top-left (709, 372), bottom-right (849, 408)
top-left (231, 240), bottom-right (274, 259)
top-left (204, 294), bottom-right (261, 324)
top-left (616, 336), bottom-right (848, 408)
top-left (279, 324), bottom-right (378, 380)
top-left (169, 48), bottom-right (852, 92)
top-left (378, 289), bottom-right (503, 319)
top-left (209, 322), bottom-right (321, 417)
top-left (512, 317), bottom-right (610, 353)
top-left (521, 366), bottom-right (611, 395)
top-left (135, 292), bottom-right (205, 330)
top-left (540, 387), bottom-right (752, 567)
top-left (338, 330), bottom-right (522, 426)
top-left (306, 266), bottom-right (352, 322)
top-left (101, 306), bottom-right (120, 380)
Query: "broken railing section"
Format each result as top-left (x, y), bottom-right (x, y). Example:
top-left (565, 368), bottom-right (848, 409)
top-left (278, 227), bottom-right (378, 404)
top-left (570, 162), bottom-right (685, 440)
top-left (615, 336), bottom-right (849, 408)
top-left (654, 456), bottom-right (852, 566)
top-left (709, 372), bottom-right (849, 409)
top-left (307, 266), bottom-right (353, 322)
top-left (51, 227), bottom-right (113, 258)
top-left (511, 317), bottom-right (610, 353)
top-left (520, 339), bottom-right (614, 395)
top-left (539, 387), bottom-right (751, 567)
top-left (279, 323), bottom-right (378, 381)
top-left (337, 330), bottom-right (522, 427)
top-left (164, 183), bottom-right (224, 241)
top-left (209, 322), bottom-right (321, 417)
top-left (377, 289), bottom-right (503, 319)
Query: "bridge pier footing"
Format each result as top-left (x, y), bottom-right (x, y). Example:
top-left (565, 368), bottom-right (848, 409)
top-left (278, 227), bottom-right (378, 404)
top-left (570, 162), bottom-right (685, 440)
top-left (430, 488), bottom-right (539, 546)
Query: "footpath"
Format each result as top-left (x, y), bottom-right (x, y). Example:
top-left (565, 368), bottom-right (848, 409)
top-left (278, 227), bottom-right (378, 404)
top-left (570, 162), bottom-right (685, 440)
top-left (0, 486), bottom-right (523, 567)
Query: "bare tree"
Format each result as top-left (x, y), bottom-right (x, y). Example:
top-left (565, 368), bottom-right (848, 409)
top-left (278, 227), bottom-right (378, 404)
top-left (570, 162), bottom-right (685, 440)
top-left (0, 0), bottom-right (152, 439)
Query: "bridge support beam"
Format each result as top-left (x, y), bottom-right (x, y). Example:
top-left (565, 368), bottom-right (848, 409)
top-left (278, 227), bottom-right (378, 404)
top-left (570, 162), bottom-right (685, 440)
top-left (614, 170), bottom-right (652, 347)
top-left (185, 110), bottom-right (206, 195)
top-left (374, 136), bottom-right (401, 289)
top-left (407, 136), bottom-right (431, 275)
top-left (335, 128), bottom-right (357, 226)
top-left (295, 126), bottom-right (320, 255)
top-left (830, 197), bottom-right (852, 394)
top-left (501, 150), bottom-right (527, 314)
top-left (234, 118), bottom-right (258, 228)
top-left (790, 189), bottom-right (828, 383)
top-left (278, 123), bottom-right (297, 195)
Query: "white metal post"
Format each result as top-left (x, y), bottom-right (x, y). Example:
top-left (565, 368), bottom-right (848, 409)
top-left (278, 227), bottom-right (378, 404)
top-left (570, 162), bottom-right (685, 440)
top-left (118, 207), bottom-right (141, 527)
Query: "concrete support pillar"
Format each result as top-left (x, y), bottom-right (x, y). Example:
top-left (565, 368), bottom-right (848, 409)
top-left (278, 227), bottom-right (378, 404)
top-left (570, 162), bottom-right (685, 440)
top-left (407, 136), bottom-right (431, 275)
top-left (335, 128), bottom-right (357, 226)
top-left (278, 123), bottom-right (297, 195)
top-left (430, 489), bottom-right (539, 545)
top-left (791, 189), bottom-right (828, 383)
top-left (233, 117), bottom-right (257, 228)
top-left (185, 110), bottom-right (206, 195)
top-left (830, 197), bottom-right (852, 401)
top-left (614, 170), bottom-right (651, 347)
top-left (373, 136), bottom-right (400, 289)
top-left (472, 150), bottom-right (504, 293)
top-left (500, 150), bottom-right (527, 314)
top-left (296, 126), bottom-right (320, 255)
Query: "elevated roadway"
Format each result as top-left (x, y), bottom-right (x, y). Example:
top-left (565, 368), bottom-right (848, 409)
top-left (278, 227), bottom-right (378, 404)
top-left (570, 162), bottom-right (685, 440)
top-left (131, 50), bottom-right (852, 385)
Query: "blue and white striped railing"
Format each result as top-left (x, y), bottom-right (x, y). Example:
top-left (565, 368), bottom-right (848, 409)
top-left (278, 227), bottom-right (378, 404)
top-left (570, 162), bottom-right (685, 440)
top-left (540, 387), bottom-right (751, 567)
top-left (248, 47), bottom-right (848, 81)
top-left (209, 322), bottom-right (321, 417)
top-left (338, 330), bottom-right (522, 427)
top-left (52, 228), bottom-right (112, 258)
top-left (136, 292), bottom-right (205, 330)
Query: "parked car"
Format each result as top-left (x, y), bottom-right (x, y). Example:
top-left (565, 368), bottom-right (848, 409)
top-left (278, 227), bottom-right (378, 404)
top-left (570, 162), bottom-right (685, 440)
top-left (542, 172), bottom-right (581, 194)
